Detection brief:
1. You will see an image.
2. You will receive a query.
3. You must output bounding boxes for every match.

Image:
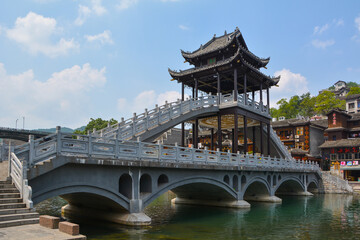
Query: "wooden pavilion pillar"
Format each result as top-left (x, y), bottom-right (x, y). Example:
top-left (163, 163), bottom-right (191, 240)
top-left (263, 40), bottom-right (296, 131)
top-left (243, 115), bottom-right (247, 153)
top-left (260, 121), bottom-right (264, 155)
top-left (234, 111), bottom-right (238, 153)
top-left (181, 82), bottom-right (185, 147)
top-left (266, 86), bottom-right (270, 111)
top-left (217, 72), bottom-right (221, 95)
top-left (217, 113), bottom-right (222, 151)
top-left (234, 68), bottom-right (238, 101)
top-left (244, 74), bottom-right (247, 104)
top-left (267, 123), bottom-right (271, 156)
top-left (211, 128), bottom-right (214, 150)
top-left (252, 126), bottom-right (256, 155)
top-left (192, 87), bottom-right (195, 146)
top-left (260, 83), bottom-right (263, 110)
top-left (231, 129), bottom-right (235, 153)
top-left (252, 89), bottom-right (255, 102)
top-left (194, 79), bottom-right (199, 148)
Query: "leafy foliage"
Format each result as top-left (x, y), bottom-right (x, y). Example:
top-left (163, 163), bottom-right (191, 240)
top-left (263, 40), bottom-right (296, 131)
top-left (314, 91), bottom-right (345, 115)
top-left (347, 81), bottom-right (359, 88)
top-left (74, 118), bottom-right (118, 135)
top-left (347, 86), bottom-right (360, 96)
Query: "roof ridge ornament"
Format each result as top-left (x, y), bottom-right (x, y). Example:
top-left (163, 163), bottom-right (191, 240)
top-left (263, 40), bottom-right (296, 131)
top-left (213, 34), bottom-right (216, 39)
top-left (224, 30), bottom-right (227, 35)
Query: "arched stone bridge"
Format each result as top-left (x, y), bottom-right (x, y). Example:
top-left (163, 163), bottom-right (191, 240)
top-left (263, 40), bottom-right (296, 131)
top-left (10, 128), bottom-right (321, 225)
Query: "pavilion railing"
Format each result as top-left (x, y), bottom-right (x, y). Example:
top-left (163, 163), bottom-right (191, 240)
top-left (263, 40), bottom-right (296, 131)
top-left (95, 92), bottom-right (270, 140)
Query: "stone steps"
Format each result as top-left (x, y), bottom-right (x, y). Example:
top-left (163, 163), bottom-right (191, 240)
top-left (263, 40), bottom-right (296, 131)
top-left (0, 188), bottom-right (20, 193)
top-left (0, 180), bottom-right (39, 228)
top-left (0, 193), bottom-right (20, 199)
top-left (0, 212), bottom-right (39, 222)
top-left (0, 218), bottom-right (39, 228)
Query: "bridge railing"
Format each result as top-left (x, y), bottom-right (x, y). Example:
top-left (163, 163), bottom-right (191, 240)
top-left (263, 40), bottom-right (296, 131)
top-left (9, 152), bottom-right (33, 208)
top-left (94, 93), bottom-right (269, 140)
top-left (14, 131), bottom-right (320, 173)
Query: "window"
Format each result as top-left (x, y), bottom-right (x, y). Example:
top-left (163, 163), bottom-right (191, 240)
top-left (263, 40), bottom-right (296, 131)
top-left (349, 103), bottom-right (355, 109)
top-left (355, 152), bottom-right (360, 159)
top-left (358, 101), bottom-right (360, 108)
top-left (338, 153), bottom-right (345, 160)
top-left (345, 153), bottom-right (352, 160)
top-left (207, 58), bottom-right (216, 65)
top-left (332, 135), bottom-right (336, 141)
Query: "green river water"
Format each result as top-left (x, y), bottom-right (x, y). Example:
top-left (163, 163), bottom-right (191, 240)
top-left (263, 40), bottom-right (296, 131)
top-left (35, 193), bottom-right (360, 240)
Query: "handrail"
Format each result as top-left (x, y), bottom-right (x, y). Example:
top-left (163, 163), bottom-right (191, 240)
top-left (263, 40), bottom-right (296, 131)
top-left (14, 132), bottom-right (320, 173)
top-left (94, 93), bottom-right (270, 140)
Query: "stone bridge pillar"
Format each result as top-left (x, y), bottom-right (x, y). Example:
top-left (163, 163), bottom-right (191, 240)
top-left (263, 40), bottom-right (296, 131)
top-left (123, 169), bottom-right (151, 225)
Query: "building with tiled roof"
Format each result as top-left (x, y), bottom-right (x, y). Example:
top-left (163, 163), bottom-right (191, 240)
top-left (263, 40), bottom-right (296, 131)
top-left (272, 118), bottom-right (327, 163)
top-left (319, 109), bottom-right (360, 180)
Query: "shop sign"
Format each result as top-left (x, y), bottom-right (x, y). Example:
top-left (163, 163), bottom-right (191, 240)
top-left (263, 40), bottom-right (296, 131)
top-left (353, 161), bottom-right (359, 166)
top-left (341, 161), bottom-right (346, 166)
top-left (332, 147), bottom-right (359, 154)
top-left (347, 161), bottom-right (353, 166)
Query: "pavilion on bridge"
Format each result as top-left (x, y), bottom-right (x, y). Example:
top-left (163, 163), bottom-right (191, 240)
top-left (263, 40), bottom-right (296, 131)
top-left (169, 27), bottom-right (280, 156)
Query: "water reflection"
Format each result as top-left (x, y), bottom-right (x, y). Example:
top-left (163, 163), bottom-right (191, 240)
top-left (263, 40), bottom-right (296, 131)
top-left (35, 193), bottom-right (360, 240)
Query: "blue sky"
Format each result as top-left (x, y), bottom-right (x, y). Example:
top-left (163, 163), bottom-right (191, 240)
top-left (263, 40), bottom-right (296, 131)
top-left (0, 0), bottom-right (360, 129)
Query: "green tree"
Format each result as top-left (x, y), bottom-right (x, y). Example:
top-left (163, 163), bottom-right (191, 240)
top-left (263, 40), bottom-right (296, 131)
top-left (270, 107), bottom-right (280, 119)
top-left (314, 91), bottom-right (345, 115)
top-left (299, 92), bottom-right (316, 117)
top-left (347, 81), bottom-right (359, 88)
top-left (74, 118), bottom-right (118, 135)
top-left (347, 86), bottom-right (360, 96)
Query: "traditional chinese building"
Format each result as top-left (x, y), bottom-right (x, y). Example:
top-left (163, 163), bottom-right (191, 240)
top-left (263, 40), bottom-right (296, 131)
top-left (168, 27), bottom-right (280, 155)
top-left (319, 109), bottom-right (360, 180)
top-left (271, 118), bottom-right (327, 163)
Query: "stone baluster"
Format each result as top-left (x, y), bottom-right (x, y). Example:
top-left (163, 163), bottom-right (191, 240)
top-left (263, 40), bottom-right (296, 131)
top-left (28, 135), bottom-right (35, 167)
top-left (56, 126), bottom-right (61, 156)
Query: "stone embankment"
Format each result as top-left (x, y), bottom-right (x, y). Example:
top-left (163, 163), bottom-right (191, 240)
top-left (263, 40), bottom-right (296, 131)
top-left (320, 171), bottom-right (353, 194)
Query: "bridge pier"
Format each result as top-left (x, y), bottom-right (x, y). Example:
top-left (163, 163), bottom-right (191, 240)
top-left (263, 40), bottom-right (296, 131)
top-left (61, 204), bottom-right (151, 226)
top-left (244, 195), bottom-right (282, 203)
top-left (171, 197), bottom-right (250, 209)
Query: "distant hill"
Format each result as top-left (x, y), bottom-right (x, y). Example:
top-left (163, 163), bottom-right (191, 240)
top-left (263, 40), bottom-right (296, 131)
top-left (34, 126), bottom-right (86, 133)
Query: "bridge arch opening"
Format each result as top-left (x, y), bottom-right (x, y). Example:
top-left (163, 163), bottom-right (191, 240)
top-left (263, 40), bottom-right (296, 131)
top-left (275, 179), bottom-right (305, 196)
top-left (158, 174), bottom-right (169, 187)
top-left (223, 175), bottom-right (230, 185)
top-left (233, 175), bottom-right (238, 191)
top-left (119, 174), bottom-right (132, 199)
top-left (307, 181), bottom-right (319, 194)
top-left (243, 180), bottom-right (270, 202)
top-left (267, 175), bottom-right (271, 185)
top-left (140, 174), bottom-right (152, 197)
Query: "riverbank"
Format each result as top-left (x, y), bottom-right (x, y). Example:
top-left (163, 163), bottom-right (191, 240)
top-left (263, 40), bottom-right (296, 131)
top-left (0, 223), bottom-right (86, 239)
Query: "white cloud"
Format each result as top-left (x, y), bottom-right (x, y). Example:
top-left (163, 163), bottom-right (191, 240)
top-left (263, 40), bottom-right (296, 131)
top-left (117, 90), bottom-right (188, 115)
top-left (85, 30), bottom-right (113, 45)
top-left (0, 63), bottom-right (106, 129)
top-left (179, 24), bottom-right (189, 31)
top-left (75, 0), bottom-right (106, 26)
top-left (355, 16), bottom-right (360, 32)
top-left (6, 12), bottom-right (78, 57)
top-left (117, 0), bottom-right (138, 10)
top-left (313, 24), bottom-right (329, 35)
top-left (334, 18), bottom-right (344, 27)
top-left (271, 69), bottom-right (309, 107)
top-left (311, 39), bottom-right (335, 49)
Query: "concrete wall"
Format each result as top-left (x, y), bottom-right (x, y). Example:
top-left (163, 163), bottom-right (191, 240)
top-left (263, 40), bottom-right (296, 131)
top-left (309, 126), bottom-right (325, 157)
